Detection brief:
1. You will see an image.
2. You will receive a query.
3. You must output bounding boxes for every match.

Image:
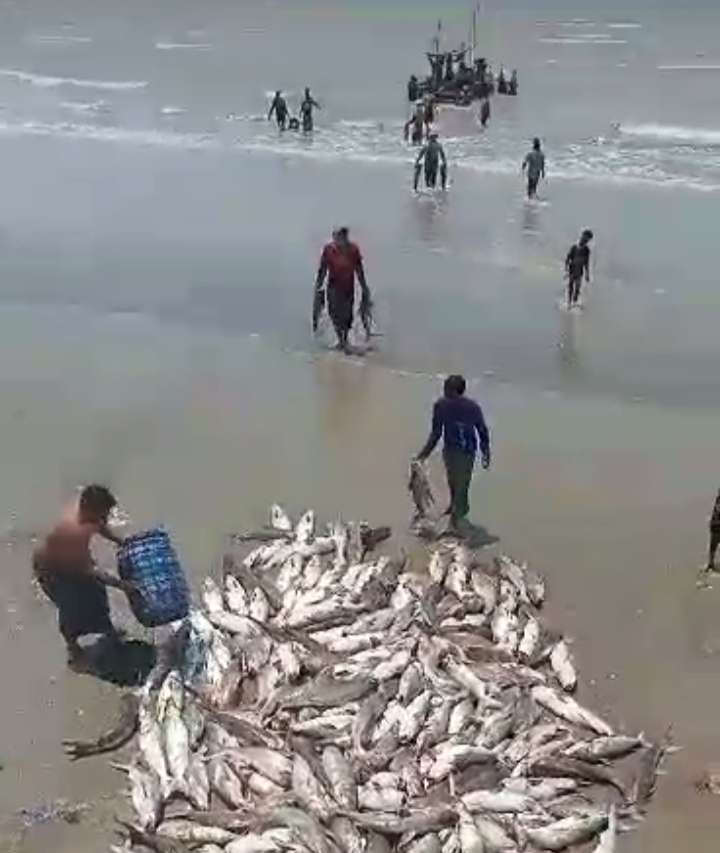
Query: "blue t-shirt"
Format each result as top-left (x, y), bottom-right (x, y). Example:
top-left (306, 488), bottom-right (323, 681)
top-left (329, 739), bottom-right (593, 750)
top-left (419, 396), bottom-right (490, 458)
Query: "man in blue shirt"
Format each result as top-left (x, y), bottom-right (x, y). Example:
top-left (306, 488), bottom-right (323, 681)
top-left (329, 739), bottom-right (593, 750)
top-left (416, 375), bottom-right (491, 531)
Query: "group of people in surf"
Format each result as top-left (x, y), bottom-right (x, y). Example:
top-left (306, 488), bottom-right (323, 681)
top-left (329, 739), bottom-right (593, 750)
top-left (268, 87), bottom-right (321, 133)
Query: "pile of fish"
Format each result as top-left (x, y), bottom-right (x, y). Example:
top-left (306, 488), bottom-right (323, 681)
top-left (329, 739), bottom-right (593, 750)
top-left (115, 505), bottom-right (671, 853)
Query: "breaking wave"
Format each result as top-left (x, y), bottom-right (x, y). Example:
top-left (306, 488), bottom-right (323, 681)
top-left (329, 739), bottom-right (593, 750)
top-left (619, 122), bottom-right (720, 146)
top-left (0, 116), bottom-right (716, 193)
top-left (0, 69), bottom-right (148, 90)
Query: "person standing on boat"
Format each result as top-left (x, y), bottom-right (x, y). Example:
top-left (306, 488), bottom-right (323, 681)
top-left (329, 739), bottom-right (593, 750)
top-left (407, 75), bottom-right (420, 103)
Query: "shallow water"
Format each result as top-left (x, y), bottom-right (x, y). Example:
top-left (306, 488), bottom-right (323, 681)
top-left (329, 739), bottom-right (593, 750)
top-left (0, 0), bottom-right (719, 849)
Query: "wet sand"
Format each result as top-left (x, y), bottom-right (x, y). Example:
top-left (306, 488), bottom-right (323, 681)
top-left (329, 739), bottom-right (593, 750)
top-left (1, 311), bottom-right (720, 851)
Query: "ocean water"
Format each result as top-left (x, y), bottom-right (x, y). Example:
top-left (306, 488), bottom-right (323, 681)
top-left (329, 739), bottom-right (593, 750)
top-left (1, 2), bottom-right (720, 850)
top-left (0, 0), bottom-right (718, 408)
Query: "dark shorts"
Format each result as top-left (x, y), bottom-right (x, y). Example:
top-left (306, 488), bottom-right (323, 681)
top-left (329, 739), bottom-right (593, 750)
top-left (425, 164), bottom-right (439, 186)
top-left (36, 567), bottom-right (113, 642)
top-left (327, 287), bottom-right (354, 333)
top-left (527, 175), bottom-right (539, 196)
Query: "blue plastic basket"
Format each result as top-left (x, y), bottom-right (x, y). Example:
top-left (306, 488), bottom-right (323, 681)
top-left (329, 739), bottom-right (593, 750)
top-left (117, 528), bottom-right (190, 627)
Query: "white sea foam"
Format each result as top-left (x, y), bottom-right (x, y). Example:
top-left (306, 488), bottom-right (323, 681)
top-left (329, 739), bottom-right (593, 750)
top-left (539, 37), bottom-right (627, 45)
top-left (27, 34), bottom-right (93, 45)
top-left (0, 119), bottom-right (215, 149)
top-left (620, 122), bottom-right (720, 146)
top-left (160, 106), bottom-right (186, 116)
top-left (60, 99), bottom-right (109, 114)
top-left (0, 69), bottom-right (148, 89)
top-left (658, 64), bottom-right (720, 71)
top-left (0, 116), bottom-right (715, 193)
top-left (607, 22), bottom-right (642, 29)
top-left (155, 41), bottom-right (213, 50)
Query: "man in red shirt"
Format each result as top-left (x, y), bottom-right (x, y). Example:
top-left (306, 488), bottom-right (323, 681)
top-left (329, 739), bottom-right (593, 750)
top-left (314, 227), bottom-right (371, 352)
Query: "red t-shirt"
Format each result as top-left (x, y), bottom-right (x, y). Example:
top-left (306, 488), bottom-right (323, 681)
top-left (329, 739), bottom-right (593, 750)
top-left (321, 241), bottom-right (363, 295)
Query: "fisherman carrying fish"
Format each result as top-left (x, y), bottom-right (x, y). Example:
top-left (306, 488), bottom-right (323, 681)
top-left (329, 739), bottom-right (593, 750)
top-left (267, 90), bottom-right (289, 131)
top-left (314, 226), bottom-right (372, 353)
top-left (414, 132), bottom-right (447, 191)
top-left (300, 87), bottom-right (321, 133)
top-left (33, 485), bottom-right (131, 668)
top-left (415, 375), bottom-right (491, 532)
top-left (404, 103), bottom-right (426, 145)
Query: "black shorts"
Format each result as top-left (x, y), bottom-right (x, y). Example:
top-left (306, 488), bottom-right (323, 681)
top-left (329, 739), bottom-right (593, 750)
top-left (425, 164), bottom-right (438, 186)
top-left (327, 288), bottom-right (354, 333)
top-left (528, 175), bottom-right (539, 195)
top-left (36, 568), bottom-right (113, 642)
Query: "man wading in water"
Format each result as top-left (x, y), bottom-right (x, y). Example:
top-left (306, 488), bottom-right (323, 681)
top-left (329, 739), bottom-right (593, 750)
top-left (522, 137), bottom-right (546, 199)
top-left (565, 229), bottom-right (593, 308)
top-left (33, 485), bottom-right (131, 668)
top-left (314, 227), bottom-right (372, 353)
top-left (416, 375), bottom-right (491, 533)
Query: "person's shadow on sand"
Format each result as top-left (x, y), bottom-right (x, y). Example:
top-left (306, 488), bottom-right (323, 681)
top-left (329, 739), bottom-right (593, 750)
top-left (437, 521), bottom-right (500, 548)
top-left (78, 638), bottom-right (155, 687)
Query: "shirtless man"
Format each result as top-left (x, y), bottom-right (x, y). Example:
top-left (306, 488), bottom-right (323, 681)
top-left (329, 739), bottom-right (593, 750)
top-left (33, 485), bottom-right (130, 666)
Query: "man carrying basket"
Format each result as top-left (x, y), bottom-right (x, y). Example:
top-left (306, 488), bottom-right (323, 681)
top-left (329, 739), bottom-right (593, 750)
top-left (33, 485), bottom-right (131, 668)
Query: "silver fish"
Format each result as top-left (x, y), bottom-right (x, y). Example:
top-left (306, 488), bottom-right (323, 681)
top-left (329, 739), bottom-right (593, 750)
top-left (518, 616), bottom-right (541, 661)
top-left (531, 686), bottom-right (613, 736)
top-left (457, 805), bottom-right (485, 853)
top-left (445, 560), bottom-right (470, 601)
top-left (246, 771), bottom-right (286, 798)
top-left (157, 819), bottom-right (237, 846)
top-left (158, 672), bottom-right (190, 797)
top-left (186, 752), bottom-right (211, 810)
top-left (270, 504), bottom-right (293, 532)
top-left (128, 760), bottom-right (163, 831)
top-left (408, 833), bottom-right (442, 853)
top-left (448, 697), bottom-right (475, 736)
top-left (399, 690), bottom-right (431, 742)
top-left (250, 587), bottom-right (271, 623)
top-left (292, 754), bottom-right (333, 820)
top-left (322, 745), bottom-right (357, 810)
top-left (461, 789), bottom-right (537, 814)
top-left (226, 830), bottom-right (294, 853)
top-left (476, 704), bottom-right (515, 750)
top-left (201, 577), bottom-right (226, 614)
top-left (428, 550), bottom-right (449, 585)
top-left (529, 756), bottom-right (626, 798)
top-left (549, 641), bottom-right (577, 693)
top-left (470, 571), bottom-right (497, 615)
top-left (303, 555), bottom-right (324, 590)
top-left (330, 816), bottom-right (365, 853)
top-left (231, 747), bottom-right (292, 787)
top-left (502, 777), bottom-right (579, 802)
top-left (208, 756), bottom-right (246, 808)
top-left (296, 510), bottom-right (316, 545)
top-left (429, 744), bottom-right (496, 782)
top-left (473, 815), bottom-right (517, 853)
top-left (137, 685), bottom-right (171, 798)
top-left (565, 734), bottom-right (643, 764)
top-left (521, 814), bottom-right (607, 851)
top-left (358, 784), bottom-right (405, 811)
